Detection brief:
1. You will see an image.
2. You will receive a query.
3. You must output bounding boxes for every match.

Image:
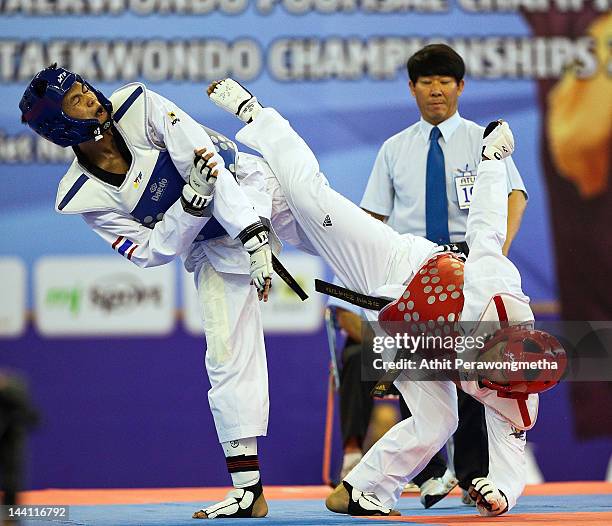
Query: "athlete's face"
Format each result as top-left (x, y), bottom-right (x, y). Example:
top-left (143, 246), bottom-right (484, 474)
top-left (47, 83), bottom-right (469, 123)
top-left (409, 75), bottom-right (464, 125)
top-left (476, 341), bottom-right (510, 385)
top-left (62, 81), bottom-right (108, 124)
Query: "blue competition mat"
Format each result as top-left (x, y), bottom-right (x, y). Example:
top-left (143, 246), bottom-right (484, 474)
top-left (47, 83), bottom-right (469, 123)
top-left (20, 493), bottom-right (612, 526)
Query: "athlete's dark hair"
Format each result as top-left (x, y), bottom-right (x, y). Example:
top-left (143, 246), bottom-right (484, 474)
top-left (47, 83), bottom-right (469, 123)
top-left (407, 44), bottom-right (465, 84)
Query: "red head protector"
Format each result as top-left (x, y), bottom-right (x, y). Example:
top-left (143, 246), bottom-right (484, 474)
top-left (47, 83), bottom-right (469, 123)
top-left (378, 252), bottom-right (465, 339)
top-left (480, 325), bottom-right (567, 399)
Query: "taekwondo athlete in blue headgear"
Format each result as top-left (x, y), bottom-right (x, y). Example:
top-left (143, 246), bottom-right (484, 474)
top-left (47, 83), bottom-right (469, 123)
top-left (19, 64), bottom-right (277, 520)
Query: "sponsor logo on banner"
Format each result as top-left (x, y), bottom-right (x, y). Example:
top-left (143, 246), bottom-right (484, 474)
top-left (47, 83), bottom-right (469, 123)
top-left (182, 252), bottom-right (323, 335)
top-left (35, 256), bottom-right (175, 336)
top-left (0, 258), bottom-right (26, 337)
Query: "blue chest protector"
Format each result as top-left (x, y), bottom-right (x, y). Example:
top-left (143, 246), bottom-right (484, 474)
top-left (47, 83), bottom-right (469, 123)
top-left (129, 132), bottom-right (236, 242)
top-left (114, 86), bottom-right (238, 242)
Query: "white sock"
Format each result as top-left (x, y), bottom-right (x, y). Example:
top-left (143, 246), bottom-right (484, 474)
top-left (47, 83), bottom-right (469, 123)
top-left (222, 437), bottom-right (260, 488)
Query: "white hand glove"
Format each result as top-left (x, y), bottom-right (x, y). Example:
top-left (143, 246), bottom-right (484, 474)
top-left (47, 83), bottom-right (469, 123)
top-left (482, 120), bottom-right (514, 161)
top-left (468, 477), bottom-right (509, 517)
top-left (181, 184), bottom-right (212, 217)
top-left (248, 241), bottom-right (273, 295)
top-left (239, 223), bottom-right (273, 299)
top-left (189, 149), bottom-right (218, 196)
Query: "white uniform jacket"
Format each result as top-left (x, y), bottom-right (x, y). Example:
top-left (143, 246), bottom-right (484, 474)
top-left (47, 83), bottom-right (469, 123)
top-left (55, 83), bottom-right (262, 272)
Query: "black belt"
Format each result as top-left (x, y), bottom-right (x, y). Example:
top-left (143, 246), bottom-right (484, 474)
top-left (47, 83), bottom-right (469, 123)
top-left (455, 241), bottom-right (469, 256)
top-left (314, 279), bottom-right (392, 311)
top-left (451, 241), bottom-right (470, 256)
top-left (272, 254), bottom-right (308, 301)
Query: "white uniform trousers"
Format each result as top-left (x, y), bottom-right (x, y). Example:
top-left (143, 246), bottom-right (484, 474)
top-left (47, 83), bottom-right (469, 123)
top-left (186, 146), bottom-right (325, 445)
top-left (188, 147), bottom-right (323, 445)
top-left (237, 109), bottom-right (528, 510)
top-left (236, 109), bottom-right (436, 298)
top-left (345, 162), bottom-right (529, 510)
top-left (193, 257), bottom-right (269, 444)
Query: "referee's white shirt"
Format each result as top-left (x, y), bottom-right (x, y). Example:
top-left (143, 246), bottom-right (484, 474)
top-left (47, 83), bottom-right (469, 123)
top-left (360, 112), bottom-right (527, 243)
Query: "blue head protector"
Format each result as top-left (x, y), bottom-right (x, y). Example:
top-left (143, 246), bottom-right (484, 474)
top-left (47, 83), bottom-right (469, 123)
top-left (19, 64), bottom-right (113, 147)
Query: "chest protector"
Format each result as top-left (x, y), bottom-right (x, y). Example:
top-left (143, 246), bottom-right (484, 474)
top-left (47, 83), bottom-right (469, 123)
top-left (55, 83), bottom-right (236, 243)
top-left (378, 252), bottom-right (541, 430)
top-left (378, 252), bottom-right (465, 339)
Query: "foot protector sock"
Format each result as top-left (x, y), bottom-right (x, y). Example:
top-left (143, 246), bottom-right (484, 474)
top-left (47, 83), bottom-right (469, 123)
top-left (193, 480), bottom-right (263, 519)
top-left (343, 480), bottom-right (393, 516)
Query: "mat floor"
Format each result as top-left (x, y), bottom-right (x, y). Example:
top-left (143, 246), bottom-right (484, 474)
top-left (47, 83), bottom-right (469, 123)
top-left (15, 482), bottom-right (612, 526)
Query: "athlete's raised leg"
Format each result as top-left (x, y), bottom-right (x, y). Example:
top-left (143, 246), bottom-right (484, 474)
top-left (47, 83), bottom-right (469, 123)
top-left (459, 122), bottom-right (533, 517)
top-left (208, 79), bottom-right (435, 299)
top-left (461, 122), bottom-right (532, 322)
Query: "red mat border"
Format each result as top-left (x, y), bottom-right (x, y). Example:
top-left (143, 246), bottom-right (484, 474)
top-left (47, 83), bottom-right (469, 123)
top-left (18, 482), bottom-right (612, 505)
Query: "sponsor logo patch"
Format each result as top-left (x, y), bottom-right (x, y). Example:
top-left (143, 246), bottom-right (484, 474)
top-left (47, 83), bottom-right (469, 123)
top-left (509, 426), bottom-right (526, 441)
top-left (150, 178), bottom-right (168, 202)
top-left (168, 111), bottom-right (180, 126)
top-left (133, 171), bottom-right (143, 189)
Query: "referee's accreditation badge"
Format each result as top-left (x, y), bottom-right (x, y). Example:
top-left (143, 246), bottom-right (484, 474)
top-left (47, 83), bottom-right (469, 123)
top-left (454, 167), bottom-right (477, 210)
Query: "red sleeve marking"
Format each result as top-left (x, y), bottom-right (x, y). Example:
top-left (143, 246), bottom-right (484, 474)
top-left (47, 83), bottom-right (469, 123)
top-left (493, 295), bottom-right (509, 328)
top-left (112, 236), bottom-right (124, 250)
top-left (126, 244), bottom-right (138, 260)
top-left (517, 399), bottom-right (532, 428)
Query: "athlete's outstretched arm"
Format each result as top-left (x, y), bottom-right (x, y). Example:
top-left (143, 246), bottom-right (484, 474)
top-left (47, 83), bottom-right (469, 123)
top-left (82, 200), bottom-right (209, 268)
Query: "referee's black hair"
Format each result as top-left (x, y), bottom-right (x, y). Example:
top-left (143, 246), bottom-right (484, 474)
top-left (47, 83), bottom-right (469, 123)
top-left (407, 44), bottom-right (465, 84)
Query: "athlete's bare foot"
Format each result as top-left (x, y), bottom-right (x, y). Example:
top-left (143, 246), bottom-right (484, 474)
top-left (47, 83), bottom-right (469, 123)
top-left (325, 482), bottom-right (350, 513)
top-left (206, 80), bottom-right (221, 97)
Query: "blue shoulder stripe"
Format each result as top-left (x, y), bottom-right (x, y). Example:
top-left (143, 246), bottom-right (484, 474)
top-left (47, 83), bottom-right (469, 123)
top-left (58, 173), bottom-right (89, 210)
top-left (113, 86), bottom-right (144, 123)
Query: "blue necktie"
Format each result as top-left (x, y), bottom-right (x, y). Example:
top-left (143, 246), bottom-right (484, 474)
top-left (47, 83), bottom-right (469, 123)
top-left (425, 127), bottom-right (450, 244)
